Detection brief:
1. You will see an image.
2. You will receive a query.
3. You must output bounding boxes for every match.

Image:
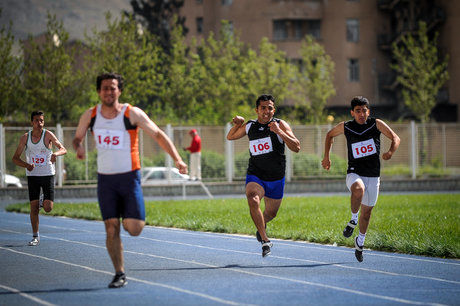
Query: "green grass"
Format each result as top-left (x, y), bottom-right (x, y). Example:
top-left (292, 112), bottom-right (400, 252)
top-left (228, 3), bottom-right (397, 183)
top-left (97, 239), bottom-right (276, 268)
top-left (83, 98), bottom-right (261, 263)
top-left (6, 194), bottom-right (460, 258)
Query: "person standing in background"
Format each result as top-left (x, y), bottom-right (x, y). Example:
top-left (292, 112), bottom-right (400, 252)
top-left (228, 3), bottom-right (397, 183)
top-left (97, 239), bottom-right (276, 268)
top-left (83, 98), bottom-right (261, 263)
top-left (185, 129), bottom-right (201, 180)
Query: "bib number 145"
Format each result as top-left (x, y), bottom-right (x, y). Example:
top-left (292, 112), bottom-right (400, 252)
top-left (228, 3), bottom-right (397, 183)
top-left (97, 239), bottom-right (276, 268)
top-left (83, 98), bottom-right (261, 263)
top-left (94, 129), bottom-right (124, 150)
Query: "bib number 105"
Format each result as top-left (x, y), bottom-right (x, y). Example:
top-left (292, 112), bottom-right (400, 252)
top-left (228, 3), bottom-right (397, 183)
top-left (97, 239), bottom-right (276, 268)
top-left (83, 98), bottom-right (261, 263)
top-left (351, 139), bottom-right (377, 159)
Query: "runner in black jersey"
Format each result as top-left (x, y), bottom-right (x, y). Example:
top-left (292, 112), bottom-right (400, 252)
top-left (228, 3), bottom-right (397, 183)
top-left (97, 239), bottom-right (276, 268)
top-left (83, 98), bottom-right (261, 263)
top-left (227, 94), bottom-right (300, 257)
top-left (322, 96), bottom-right (400, 262)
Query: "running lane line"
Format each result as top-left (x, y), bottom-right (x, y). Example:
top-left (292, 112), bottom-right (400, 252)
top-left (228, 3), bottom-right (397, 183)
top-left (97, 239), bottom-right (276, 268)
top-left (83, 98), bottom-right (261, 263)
top-left (0, 247), bottom-right (246, 306)
top-left (0, 284), bottom-right (56, 306)
top-left (2, 222), bottom-right (459, 285)
top-left (0, 229), bottom-right (448, 306)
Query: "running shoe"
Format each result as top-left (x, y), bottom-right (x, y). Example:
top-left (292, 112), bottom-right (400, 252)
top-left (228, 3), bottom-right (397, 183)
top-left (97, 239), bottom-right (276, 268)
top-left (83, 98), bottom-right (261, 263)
top-left (28, 237), bottom-right (40, 246)
top-left (343, 220), bottom-right (357, 238)
top-left (354, 237), bottom-right (363, 262)
top-left (108, 273), bottom-right (127, 288)
top-left (261, 240), bottom-right (273, 257)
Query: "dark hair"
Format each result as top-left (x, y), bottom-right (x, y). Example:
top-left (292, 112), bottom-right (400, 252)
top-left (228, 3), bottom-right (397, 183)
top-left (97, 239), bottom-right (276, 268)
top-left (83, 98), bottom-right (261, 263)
top-left (31, 111), bottom-right (44, 121)
top-left (350, 96), bottom-right (370, 110)
top-left (96, 73), bottom-right (124, 91)
top-left (256, 94), bottom-right (275, 107)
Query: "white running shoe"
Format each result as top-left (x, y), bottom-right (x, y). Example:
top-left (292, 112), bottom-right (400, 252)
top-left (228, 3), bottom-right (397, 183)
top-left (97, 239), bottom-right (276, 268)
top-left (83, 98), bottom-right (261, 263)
top-left (28, 237), bottom-right (40, 246)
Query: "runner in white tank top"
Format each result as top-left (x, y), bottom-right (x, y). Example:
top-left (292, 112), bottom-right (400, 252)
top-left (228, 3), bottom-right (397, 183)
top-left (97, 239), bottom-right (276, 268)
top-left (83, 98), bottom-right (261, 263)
top-left (12, 111), bottom-right (67, 247)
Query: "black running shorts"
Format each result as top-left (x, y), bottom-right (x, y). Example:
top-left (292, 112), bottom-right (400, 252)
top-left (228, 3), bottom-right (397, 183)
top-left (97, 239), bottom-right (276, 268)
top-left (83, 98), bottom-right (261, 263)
top-left (27, 175), bottom-right (55, 202)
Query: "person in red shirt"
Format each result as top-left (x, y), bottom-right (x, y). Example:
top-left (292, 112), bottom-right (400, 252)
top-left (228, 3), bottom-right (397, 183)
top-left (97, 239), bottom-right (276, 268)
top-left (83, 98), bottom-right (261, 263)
top-left (185, 129), bottom-right (202, 180)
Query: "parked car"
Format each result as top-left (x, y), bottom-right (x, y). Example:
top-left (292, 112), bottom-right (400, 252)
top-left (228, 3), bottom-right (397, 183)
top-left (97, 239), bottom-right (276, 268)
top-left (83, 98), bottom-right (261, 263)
top-left (1, 172), bottom-right (23, 188)
top-left (141, 167), bottom-right (190, 185)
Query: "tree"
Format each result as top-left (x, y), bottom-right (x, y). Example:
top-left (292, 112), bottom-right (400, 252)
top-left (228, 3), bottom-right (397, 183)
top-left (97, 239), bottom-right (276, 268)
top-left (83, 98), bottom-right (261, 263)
top-left (22, 13), bottom-right (88, 122)
top-left (293, 35), bottom-right (335, 124)
top-left (391, 21), bottom-right (449, 123)
top-left (127, 0), bottom-right (187, 54)
top-left (0, 8), bottom-right (23, 121)
top-left (85, 12), bottom-right (165, 121)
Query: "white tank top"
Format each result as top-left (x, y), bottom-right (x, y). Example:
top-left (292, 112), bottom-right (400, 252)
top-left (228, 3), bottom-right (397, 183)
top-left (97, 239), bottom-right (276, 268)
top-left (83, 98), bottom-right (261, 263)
top-left (92, 104), bottom-right (140, 174)
top-left (25, 129), bottom-right (55, 176)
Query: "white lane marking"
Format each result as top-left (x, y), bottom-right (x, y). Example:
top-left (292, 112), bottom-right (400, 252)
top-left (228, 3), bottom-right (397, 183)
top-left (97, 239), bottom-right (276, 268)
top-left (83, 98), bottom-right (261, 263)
top-left (0, 229), bottom-right (451, 306)
top-left (3, 213), bottom-right (459, 266)
top-left (0, 284), bottom-right (57, 306)
top-left (2, 220), bottom-right (460, 285)
top-left (0, 246), bottom-right (247, 306)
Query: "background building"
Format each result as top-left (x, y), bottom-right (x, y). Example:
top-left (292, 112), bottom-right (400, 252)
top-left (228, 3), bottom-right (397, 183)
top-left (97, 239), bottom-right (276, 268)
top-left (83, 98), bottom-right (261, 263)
top-left (179, 0), bottom-right (459, 121)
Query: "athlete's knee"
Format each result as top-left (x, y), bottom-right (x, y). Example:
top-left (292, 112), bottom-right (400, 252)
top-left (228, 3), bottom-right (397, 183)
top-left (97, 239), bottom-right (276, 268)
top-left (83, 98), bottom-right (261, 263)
top-left (123, 220), bottom-right (144, 236)
top-left (43, 200), bottom-right (53, 213)
top-left (264, 209), bottom-right (278, 220)
top-left (105, 220), bottom-right (120, 239)
top-left (246, 194), bottom-right (261, 209)
top-left (351, 184), bottom-right (364, 197)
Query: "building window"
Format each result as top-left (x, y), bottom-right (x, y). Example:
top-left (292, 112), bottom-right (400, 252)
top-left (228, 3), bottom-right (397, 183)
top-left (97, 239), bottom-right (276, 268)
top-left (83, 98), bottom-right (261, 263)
top-left (346, 19), bottom-right (359, 42)
top-left (222, 0), bottom-right (232, 5)
top-left (348, 59), bottom-right (360, 82)
top-left (307, 20), bottom-right (321, 39)
top-left (273, 19), bottom-right (321, 41)
top-left (273, 20), bottom-right (288, 40)
top-left (196, 17), bottom-right (203, 34)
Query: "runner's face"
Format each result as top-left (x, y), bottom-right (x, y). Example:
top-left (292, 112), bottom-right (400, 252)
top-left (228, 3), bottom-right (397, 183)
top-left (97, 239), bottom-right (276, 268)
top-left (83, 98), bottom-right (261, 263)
top-left (256, 100), bottom-right (275, 124)
top-left (351, 105), bottom-right (369, 125)
top-left (98, 79), bottom-right (121, 106)
top-left (31, 115), bottom-right (44, 130)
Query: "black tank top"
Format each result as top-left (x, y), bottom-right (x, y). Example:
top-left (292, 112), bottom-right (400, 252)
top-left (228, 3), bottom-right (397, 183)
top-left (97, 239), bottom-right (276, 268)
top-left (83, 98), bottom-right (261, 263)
top-left (246, 118), bottom-right (285, 181)
top-left (344, 117), bottom-right (381, 177)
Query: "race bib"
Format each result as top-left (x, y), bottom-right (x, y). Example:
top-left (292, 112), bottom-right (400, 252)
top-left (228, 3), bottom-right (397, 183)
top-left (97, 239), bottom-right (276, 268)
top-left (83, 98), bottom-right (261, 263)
top-left (94, 129), bottom-right (124, 150)
top-left (351, 138), bottom-right (377, 159)
top-left (249, 137), bottom-right (273, 156)
top-left (31, 154), bottom-right (47, 166)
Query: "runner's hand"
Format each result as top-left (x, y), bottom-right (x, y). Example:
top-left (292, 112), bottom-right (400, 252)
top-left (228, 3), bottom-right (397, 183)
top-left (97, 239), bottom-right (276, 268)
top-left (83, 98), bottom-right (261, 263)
top-left (232, 116), bottom-right (245, 126)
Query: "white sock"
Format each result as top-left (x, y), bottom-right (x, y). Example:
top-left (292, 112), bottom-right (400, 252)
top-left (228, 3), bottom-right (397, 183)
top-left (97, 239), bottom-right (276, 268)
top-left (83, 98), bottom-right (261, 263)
top-left (357, 232), bottom-right (366, 246)
top-left (351, 212), bottom-right (359, 223)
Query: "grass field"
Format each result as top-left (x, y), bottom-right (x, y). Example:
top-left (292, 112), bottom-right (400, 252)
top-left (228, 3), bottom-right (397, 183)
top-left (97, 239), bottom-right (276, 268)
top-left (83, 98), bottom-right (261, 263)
top-left (6, 193), bottom-right (460, 258)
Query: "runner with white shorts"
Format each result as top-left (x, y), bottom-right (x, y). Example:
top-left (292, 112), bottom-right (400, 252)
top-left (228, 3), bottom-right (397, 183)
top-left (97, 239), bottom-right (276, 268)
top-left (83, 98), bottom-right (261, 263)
top-left (322, 96), bottom-right (400, 262)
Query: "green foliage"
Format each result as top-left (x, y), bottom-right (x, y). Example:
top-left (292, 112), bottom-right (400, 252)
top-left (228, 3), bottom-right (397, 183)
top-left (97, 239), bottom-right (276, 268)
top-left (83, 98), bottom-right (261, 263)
top-left (391, 22), bottom-right (449, 123)
top-left (293, 152), bottom-right (346, 177)
top-left (85, 12), bottom-right (165, 119)
top-left (7, 194), bottom-right (460, 258)
top-left (0, 9), bottom-right (23, 122)
top-left (292, 35), bottom-right (336, 124)
top-left (63, 150), bottom-right (98, 181)
top-left (21, 13), bottom-right (89, 122)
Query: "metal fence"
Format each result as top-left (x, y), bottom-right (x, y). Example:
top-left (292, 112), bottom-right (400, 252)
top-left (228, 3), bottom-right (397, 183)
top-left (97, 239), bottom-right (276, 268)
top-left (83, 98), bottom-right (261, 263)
top-left (1, 122), bottom-right (459, 186)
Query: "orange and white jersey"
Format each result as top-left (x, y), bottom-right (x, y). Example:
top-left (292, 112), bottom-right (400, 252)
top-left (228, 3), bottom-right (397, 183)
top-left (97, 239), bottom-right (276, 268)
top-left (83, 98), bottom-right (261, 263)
top-left (90, 103), bottom-right (140, 174)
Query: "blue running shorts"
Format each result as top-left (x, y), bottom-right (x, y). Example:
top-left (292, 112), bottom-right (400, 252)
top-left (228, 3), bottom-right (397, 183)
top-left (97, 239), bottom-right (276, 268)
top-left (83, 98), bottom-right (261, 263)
top-left (245, 174), bottom-right (285, 199)
top-left (97, 170), bottom-right (145, 221)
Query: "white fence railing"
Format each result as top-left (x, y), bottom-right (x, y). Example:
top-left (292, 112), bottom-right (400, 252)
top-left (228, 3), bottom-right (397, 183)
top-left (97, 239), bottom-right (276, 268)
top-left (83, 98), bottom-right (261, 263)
top-left (1, 122), bottom-right (459, 186)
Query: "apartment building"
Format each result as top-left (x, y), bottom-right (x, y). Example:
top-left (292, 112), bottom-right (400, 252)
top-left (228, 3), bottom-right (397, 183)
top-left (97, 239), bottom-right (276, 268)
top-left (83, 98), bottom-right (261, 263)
top-left (179, 0), bottom-right (459, 121)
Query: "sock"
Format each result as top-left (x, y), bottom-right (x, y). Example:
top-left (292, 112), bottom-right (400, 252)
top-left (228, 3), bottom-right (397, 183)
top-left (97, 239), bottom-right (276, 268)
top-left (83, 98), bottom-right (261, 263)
top-left (33, 232), bottom-right (39, 238)
top-left (357, 232), bottom-right (366, 246)
top-left (351, 212), bottom-right (359, 223)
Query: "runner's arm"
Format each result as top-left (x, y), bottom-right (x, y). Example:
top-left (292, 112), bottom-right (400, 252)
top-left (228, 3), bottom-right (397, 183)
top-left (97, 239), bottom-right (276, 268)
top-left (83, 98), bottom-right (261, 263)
top-left (47, 131), bottom-right (67, 163)
top-left (130, 106), bottom-right (188, 174)
top-left (72, 108), bottom-right (92, 160)
top-left (12, 133), bottom-right (34, 171)
top-left (226, 116), bottom-right (247, 140)
top-left (376, 119), bottom-right (400, 160)
top-left (321, 122), bottom-right (344, 170)
top-left (270, 120), bottom-right (300, 152)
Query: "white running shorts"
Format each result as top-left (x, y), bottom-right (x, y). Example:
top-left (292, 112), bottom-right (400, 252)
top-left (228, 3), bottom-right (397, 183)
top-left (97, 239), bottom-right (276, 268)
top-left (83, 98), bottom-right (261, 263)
top-left (346, 173), bottom-right (381, 207)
